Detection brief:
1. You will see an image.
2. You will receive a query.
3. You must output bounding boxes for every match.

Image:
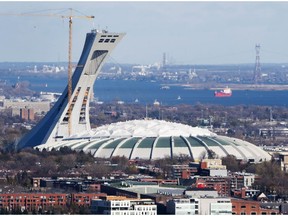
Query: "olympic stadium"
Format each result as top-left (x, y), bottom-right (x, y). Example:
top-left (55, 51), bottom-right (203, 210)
top-left (17, 29), bottom-right (271, 163)
top-left (35, 119), bottom-right (271, 162)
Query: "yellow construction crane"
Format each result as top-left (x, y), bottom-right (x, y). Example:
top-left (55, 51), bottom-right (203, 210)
top-left (0, 8), bottom-right (95, 135)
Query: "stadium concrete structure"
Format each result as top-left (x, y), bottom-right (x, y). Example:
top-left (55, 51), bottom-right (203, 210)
top-left (17, 29), bottom-right (271, 162)
top-left (35, 119), bottom-right (271, 162)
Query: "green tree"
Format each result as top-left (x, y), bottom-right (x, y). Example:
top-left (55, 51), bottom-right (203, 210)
top-left (76, 151), bottom-right (94, 164)
top-left (16, 171), bottom-right (31, 188)
top-left (84, 163), bottom-right (111, 178)
top-left (221, 155), bottom-right (240, 172)
top-left (111, 156), bottom-right (129, 170)
top-left (254, 161), bottom-right (288, 195)
top-left (125, 165), bottom-right (138, 174)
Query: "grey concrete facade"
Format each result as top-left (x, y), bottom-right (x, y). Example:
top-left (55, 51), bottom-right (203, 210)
top-left (17, 29), bottom-right (125, 149)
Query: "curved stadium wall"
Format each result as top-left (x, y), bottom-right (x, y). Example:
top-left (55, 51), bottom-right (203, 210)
top-left (36, 119), bottom-right (271, 162)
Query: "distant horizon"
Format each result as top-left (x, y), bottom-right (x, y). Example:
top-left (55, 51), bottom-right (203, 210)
top-left (1, 2), bottom-right (288, 64)
top-left (0, 61), bottom-right (288, 66)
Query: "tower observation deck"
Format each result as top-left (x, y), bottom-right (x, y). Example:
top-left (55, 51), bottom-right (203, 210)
top-left (17, 29), bottom-right (125, 149)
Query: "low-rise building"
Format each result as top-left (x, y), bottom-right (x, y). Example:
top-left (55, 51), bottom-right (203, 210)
top-left (139, 178), bottom-right (178, 185)
top-left (0, 192), bottom-right (105, 212)
top-left (191, 176), bottom-right (231, 197)
top-left (71, 193), bottom-right (106, 206)
top-left (185, 188), bottom-right (219, 198)
top-left (231, 198), bottom-right (280, 215)
top-left (167, 197), bottom-right (232, 215)
top-left (231, 172), bottom-right (256, 190)
top-left (3, 99), bottom-right (50, 115)
top-left (0, 193), bottom-right (67, 212)
top-left (201, 198), bottom-right (232, 215)
top-left (200, 159), bottom-right (228, 177)
top-left (91, 195), bottom-right (157, 215)
top-left (279, 153), bottom-right (288, 172)
top-left (166, 198), bottom-right (199, 215)
top-left (39, 177), bottom-right (101, 192)
top-left (171, 164), bottom-right (198, 179)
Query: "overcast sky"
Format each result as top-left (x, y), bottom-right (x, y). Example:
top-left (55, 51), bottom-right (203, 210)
top-left (1, 1), bottom-right (288, 65)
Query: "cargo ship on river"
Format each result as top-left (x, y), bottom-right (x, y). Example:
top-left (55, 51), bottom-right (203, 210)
top-left (214, 87), bottom-right (232, 97)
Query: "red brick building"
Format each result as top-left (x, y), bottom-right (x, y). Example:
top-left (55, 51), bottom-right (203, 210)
top-left (194, 176), bottom-right (231, 197)
top-left (87, 184), bottom-right (101, 192)
top-left (171, 164), bottom-right (198, 179)
top-left (71, 193), bottom-right (106, 206)
top-left (140, 178), bottom-right (178, 185)
top-left (231, 198), bottom-right (279, 215)
top-left (0, 192), bottom-right (106, 212)
top-left (20, 108), bottom-right (34, 121)
top-left (0, 193), bottom-right (67, 212)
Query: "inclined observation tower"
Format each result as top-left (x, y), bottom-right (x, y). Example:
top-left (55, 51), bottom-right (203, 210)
top-left (17, 29), bottom-right (125, 149)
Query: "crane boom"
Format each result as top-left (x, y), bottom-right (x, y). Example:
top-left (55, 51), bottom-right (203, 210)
top-left (0, 12), bottom-right (94, 19)
top-left (0, 9), bottom-right (94, 136)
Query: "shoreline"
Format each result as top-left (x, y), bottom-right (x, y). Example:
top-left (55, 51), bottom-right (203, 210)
top-left (173, 83), bottom-right (288, 91)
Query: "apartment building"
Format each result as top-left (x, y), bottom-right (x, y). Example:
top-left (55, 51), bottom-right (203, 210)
top-left (0, 193), bottom-right (67, 212)
top-left (0, 192), bottom-right (105, 212)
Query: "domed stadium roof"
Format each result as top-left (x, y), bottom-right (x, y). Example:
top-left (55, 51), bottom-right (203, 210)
top-left (36, 119), bottom-right (271, 162)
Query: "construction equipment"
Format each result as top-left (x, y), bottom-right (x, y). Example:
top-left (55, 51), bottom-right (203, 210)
top-left (0, 8), bottom-right (95, 135)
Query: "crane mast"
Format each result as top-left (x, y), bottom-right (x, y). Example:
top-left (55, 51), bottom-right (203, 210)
top-left (68, 16), bottom-right (73, 135)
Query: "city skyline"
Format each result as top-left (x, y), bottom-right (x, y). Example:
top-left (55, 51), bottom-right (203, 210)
top-left (1, 1), bottom-right (288, 65)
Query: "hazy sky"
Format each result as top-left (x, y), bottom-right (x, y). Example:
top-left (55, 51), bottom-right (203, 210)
top-left (1, 1), bottom-right (288, 65)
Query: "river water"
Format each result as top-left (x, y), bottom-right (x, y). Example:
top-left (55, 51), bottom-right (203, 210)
top-left (4, 75), bottom-right (288, 106)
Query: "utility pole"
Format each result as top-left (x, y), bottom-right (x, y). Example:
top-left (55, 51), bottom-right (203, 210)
top-left (254, 44), bottom-right (261, 84)
top-left (162, 52), bottom-right (167, 72)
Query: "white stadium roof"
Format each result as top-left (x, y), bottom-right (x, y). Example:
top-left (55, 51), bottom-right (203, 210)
top-left (36, 119), bottom-right (271, 162)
